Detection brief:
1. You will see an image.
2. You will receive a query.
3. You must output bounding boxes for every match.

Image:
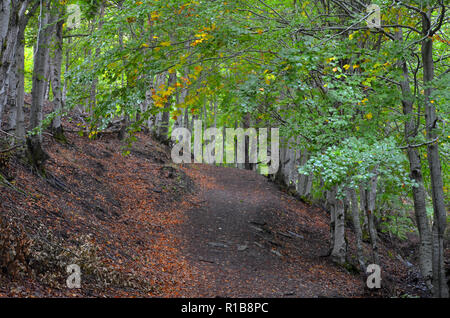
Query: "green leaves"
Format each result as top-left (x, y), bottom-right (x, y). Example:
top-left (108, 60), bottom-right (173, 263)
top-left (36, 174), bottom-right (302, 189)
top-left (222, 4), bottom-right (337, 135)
top-left (299, 137), bottom-right (413, 194)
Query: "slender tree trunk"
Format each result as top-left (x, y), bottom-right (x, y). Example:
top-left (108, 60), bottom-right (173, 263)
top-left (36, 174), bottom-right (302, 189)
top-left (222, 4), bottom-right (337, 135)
top-left (50, 6), bottom-right (65, 141)
top-left (158, 72), bottom-right (176, 143)
top-left (331, 194), bottom-right (346, 265)
top-left (326, 188), bottom-right (336, 256)
top-left (28, 3), bottom-right (52, 171)
top-left (0, 0), bottom-right (30, 129)
top-left (88, 3), bottom-right (104, 115)
top-left (15, 29), bottom-right (26, 139)
top-left (366, 168), bottom-right (379, 265)
top-left (421, 12), bottom-right (448, 298)
top-left (244, 113), bottom-right (252, 170)
top-left (348, 188), bottom-right (365, 271)
top-left (395, 29), bottom-right (434, 289)
top-left (0, 0), bottom-right (13, 127)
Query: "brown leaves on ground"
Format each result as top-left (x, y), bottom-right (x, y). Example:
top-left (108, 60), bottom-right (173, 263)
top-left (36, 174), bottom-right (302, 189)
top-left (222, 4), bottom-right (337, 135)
top-left (0, 127), bottom-right (196, 297)
top-left (0, 119), bottom-right (426, 297)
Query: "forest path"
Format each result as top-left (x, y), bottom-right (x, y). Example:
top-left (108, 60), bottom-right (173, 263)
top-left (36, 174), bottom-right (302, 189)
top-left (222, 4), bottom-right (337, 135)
top-left (176, 164), bottom-right (363, 297)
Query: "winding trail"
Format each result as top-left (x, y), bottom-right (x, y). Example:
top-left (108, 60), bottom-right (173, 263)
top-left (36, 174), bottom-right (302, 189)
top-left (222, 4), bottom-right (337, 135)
top-left (177, 164), bottom-right (363, 297)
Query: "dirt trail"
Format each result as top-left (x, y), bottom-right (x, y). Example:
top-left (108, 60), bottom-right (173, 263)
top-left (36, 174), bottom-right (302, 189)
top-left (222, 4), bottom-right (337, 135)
top-left (177, 164), bottom-right (363, 297)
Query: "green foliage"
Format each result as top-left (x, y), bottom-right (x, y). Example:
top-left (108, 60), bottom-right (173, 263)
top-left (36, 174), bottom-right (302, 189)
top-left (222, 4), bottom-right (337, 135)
top-left (22, 0), bottom-right (447, 240)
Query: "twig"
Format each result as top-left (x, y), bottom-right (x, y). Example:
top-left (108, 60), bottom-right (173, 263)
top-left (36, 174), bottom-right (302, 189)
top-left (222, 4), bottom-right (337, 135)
top-left (399, 137), bottom-right (439, 149)
top-left (0, 144), bottom-right (21, 154)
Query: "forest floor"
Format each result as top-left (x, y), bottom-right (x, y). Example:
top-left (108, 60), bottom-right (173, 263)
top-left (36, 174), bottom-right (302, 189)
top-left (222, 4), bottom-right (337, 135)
top-left (0, 111), bottom-right (432, 297)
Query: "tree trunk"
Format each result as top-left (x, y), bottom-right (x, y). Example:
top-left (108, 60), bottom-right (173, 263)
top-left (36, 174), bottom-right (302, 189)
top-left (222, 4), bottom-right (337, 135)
top-left (15, 28), bottom-right (26, 139)
top-left (158, 72), bottom-right (176, 143)
top-left (0, 0), bottom-right (30, 129)
top-left (88, 3), bottom-right (104, 115)
top-left (396, 28), bottom-right (433, 289)
top-left (348, 187), bottom-right (365, 271)
top-left (421, 12), bottom-right (448, 298)
top-left (331, 195), bottom-right (346, 265)
top-left (50, 6), bottom-right (65, 141)
top-left (27, 3), bottom-right (52, 171)
top-left (326, 188), bottom-right (336, 256)
top-left (366, 168), bottom-right (379, 265)
top-left (0, 0), bottom-right (13, 127)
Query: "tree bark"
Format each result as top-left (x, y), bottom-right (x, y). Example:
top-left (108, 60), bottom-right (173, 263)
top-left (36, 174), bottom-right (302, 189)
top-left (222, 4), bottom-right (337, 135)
top-left (421, 11), bottom-right (448, 298)
top-left (1, 0), bottom-right (32, 129)
top-left (27, 2), bottom-right (52, 171)
top-left (396, 28), bottom-right (433, 289)
top-left (366, 168), bottom-right (380, 265)
top-left (50, 6), bottom-right (65, 141)
top-left (331, 195), bottom-right (346, 265)
top-left (88, 2), bottom-right (104, 115)
top-left (348, 188), bottom-right (365, 271)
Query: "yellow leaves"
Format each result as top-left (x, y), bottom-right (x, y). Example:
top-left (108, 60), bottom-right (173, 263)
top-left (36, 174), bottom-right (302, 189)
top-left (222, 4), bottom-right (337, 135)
top-left (160, 41), bottom-right (171, 47)
top-left (88, 130), bottom-right (98, 140)
top-left (136, 1), bottom-right (143, 5)
top-left (165, 87), bottom-right (175, 96)
top-left (256, 29), bottom-right (264, 35)
top-left (323, 84), bottom-right (328, 88)
top-left (180, 76), bottom-right (192, 86)
top-left (195, 32), bottom-right (208, 39)
top-left (343, 64), bottom-right (350, 70)
top-left (332, 67), bottom-right (338, 72)
top-left (141, 43), bottom-right (149, 48)
top-left (365, 112), bottom-right (373, 120)
top-left (172, 109), bottom-right (182, 118)
top-left (326, 57), bottom-right (336, 64)
top-left (151, 12), bottom-right (161, 21)
top-left (264, 74), bottom-right (276, 85)
top-left (349, 32), bottom-right (357, 40)
top-left (191, 39), bottom-right (204, 46)
top-left (361, 98), bottom-right (368, 104)
top-left (194, 65), bottom-right (203, 74)
top-left (353, 64), bottom-right (359, 69)
top-left (191, 31), bottom-right (211, 47)
top-left (152, 85), bottom-right (176, 108)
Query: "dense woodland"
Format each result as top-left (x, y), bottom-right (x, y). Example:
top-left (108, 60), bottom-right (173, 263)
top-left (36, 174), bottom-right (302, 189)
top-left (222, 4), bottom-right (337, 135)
top-left (0, 0), bottom-right (449, 298)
